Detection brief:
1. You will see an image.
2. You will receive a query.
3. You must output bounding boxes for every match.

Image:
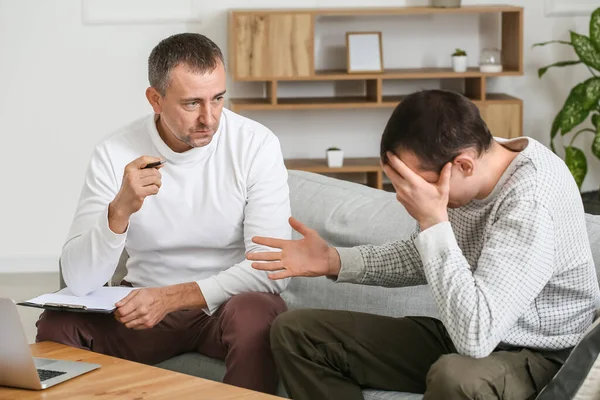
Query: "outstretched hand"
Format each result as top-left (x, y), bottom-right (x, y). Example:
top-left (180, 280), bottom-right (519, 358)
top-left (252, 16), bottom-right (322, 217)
top-left (247, 217), bottom-right (340, 280)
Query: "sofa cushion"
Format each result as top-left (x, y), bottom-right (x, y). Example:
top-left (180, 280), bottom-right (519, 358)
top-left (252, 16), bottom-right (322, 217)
top-left (156, 353), bottom-right (425, 400)
top-left (281, 277), bottom-right (438, 319)
top-left (285, 171), bottom-right (438, 319)
top-left (364, 390), bottom-right (424, 400)
top-left (287, 170), bottom-right (416, 246)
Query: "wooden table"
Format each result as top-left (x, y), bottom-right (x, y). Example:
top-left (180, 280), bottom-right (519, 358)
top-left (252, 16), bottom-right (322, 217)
top-left (0, 342), bottom-right (283, 399)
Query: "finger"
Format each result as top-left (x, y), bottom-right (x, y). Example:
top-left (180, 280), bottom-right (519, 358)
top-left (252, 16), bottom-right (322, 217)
top-left (125, 317), bottom-right (148, 330)
top-left (142, 184), bottom-right (160, 196)
top-left (268, 270), bottom-right (294, 280)
top-left (438, 162), bottom-right (452, 189)
top-left (139, 175), bottom-right (162, 188)
top-left (128, 315), bottom-right (159, 330)
top-left (246, 251), bottom-right (282, 261)
top-left (251, 236), bottom-right (287, 249)
top-left (126, 156), bottom-right (163, 172)
top-left (119, 308), bottom-right (144, 324)
top-left (386, 152), bottom-right (422, 184)
top-left (116, 304), bottom-right (135, 319)
top-left (288, 217), bottom-right (312, 237)
top-left (138, 168), bottom-right (162, 180)
top-left (115, 289), bottom-right (139, 307)
top-left (251, 261), bottom-right (285, 271)
top-left (382, 163), bottom-right (409, 191)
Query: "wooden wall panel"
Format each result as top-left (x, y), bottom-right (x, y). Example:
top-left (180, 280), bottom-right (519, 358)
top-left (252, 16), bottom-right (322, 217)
top-left (233, 13), bottom-right (312, 79)
top-left (234, 15), bottom-right (269, 78)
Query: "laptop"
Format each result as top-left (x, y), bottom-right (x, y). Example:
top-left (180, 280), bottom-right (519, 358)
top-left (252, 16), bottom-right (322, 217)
top-left (0, 298), bottom-right (100, 390)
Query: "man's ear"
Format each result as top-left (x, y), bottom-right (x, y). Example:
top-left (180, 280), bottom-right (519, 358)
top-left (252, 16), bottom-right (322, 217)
top-left (146, 87), bottom-right (162, 114)
top-left (453, 152), bottom-right (476, 177)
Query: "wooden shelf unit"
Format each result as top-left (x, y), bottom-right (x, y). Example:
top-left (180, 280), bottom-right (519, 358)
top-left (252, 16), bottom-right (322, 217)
top-left (285, 157), bottom-right (384, 190)
top-left (228, 5), bottom-right (524, 189)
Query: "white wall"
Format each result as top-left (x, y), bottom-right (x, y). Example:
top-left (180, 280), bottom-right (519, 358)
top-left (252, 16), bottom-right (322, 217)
top-left (0, 0), bottom-right (597, 271)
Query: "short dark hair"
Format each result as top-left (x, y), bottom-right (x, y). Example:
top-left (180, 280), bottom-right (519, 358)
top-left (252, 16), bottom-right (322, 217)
top-left (380, 89), bottom-right (493, 172)
top-left (148, 33), bottom-right (224, 95)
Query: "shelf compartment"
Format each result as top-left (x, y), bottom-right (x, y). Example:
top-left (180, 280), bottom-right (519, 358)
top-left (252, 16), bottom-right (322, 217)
top-left (229, 93), bottom-right (522, 112)
top-left (230, 96), bottom-right (384, 111)
top-left (285, 157), bottom-right (383, 189)
top-left (234, 67), bottom-right (522, 82)
top-left (232, 5), bottom-right (523, 17)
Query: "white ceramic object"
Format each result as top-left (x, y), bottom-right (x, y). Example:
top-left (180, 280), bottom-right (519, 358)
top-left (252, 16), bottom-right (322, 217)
top-left (480, 64), bottom-right (503, 73)
top-left (432, 0), bottom-right (461, 7)
top-left (452, 55), bottom-right (468, 73)
top-left (327, 150), bottom-right (344, 168)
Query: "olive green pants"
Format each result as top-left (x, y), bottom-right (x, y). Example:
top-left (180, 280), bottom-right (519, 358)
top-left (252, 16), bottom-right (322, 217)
top-left (271, 310), bottom-right (568, 400)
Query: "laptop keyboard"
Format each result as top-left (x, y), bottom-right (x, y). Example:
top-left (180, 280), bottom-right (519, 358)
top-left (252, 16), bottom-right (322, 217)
top-left (37, 369), bottom-right (66, 381)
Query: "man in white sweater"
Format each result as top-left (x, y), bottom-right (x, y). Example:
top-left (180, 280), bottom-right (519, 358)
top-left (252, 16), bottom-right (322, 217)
top-left (248, 90), bottom-right (600, 399)
top-left (36, 33), bottom-right (291, 395)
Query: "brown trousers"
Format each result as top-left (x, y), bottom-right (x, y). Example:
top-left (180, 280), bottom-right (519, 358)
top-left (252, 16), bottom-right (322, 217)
top-left (271, 309), bottom-right (570, 400)
top-left (36, 292), bottom-right (287, 395)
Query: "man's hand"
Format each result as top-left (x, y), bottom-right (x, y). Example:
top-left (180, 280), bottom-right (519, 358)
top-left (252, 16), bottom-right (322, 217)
top-left (248, 217), bottom-right (340, 280)
top-left (383, 152), bottom-right (452, 231)
top-left (108, 156), bottom-right (164, 234)
top-left (114, 287), bottom-right (170, 330)
top-left (114, 283), bottom-right (206, 330)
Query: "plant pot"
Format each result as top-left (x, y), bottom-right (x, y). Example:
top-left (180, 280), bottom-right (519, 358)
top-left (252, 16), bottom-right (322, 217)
top-left (582, 190), bottom-right (600, 215)
top-left (432, 0), bottom-right (461, 7)
top-left (452, 55), bottom-right (468, 72)
top-left (327, 150), bottom-right (344, 168)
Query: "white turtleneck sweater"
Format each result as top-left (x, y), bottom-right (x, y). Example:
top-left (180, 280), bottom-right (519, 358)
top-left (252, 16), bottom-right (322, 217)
top-left (61, 108), bottom-right (292, 314)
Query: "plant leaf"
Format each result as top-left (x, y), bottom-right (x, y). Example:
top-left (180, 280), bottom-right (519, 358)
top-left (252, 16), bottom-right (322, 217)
top-left (532, 40), bottom-right (572, 48)
top-left (557, 77), bottom-right (600, 135)
top-left (538, 60), bottom-right (581, 78)
top-left (593, 131), bottom-right (600, 159)
top-left (590, 7), bottom-right (600, 51)
top-left (550, 111), bottom-right (561, 153)
top-left (565, 146), bottom-right (588, 189)
top-left (594, 113), bottom-right (600, 159)
top-left (571, 31), bottom-right (600, 71)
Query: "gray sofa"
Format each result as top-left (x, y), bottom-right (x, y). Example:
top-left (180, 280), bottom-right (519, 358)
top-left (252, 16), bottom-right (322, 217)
top-left (60, 170), bottom-right (600, 400)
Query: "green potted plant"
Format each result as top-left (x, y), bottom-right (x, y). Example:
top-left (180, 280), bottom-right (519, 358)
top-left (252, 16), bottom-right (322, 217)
top-left (452, 48), bottom-right (468, 73)
top-left (535, 6), bottom-right (600, 215)
top-left (326, 147), bottom-right (344, 168)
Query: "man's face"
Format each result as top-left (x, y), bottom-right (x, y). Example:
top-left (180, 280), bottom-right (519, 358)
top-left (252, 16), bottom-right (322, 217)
top-left (396, 149), bottom-right (480, 208)
top-left (149, 61), bottom-right (226, 152)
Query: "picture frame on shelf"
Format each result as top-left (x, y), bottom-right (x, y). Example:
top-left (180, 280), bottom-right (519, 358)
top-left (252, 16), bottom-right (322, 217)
top-left (346, 31), bottom-right (384, 73)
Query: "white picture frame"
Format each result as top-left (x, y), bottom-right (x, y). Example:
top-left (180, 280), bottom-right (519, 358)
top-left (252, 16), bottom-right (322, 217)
top-left (346, 32), bottom-right (384, 74)
top-left (545, 0), bottom-right (599, 17)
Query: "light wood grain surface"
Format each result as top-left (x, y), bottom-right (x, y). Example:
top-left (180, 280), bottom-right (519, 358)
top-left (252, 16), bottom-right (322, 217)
top-left (0, 342), bottom-right (283, 400)
top-left (233, 13), bottom-right (312, 79)
top-left (230, 5), bottom-right (523, 17)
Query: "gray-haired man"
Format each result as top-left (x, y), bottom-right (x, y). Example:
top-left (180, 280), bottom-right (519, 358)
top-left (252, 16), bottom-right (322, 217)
top-left (36, 33), bottom-right (292, 395)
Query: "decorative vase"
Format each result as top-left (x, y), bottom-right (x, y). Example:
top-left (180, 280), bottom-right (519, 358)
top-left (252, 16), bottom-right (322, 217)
top-left (452, 55), bottom-right (468, 73)
top-left (326, 149), bottom-right (344, 168)
top-left (432, 0), bottom-right (461, 7)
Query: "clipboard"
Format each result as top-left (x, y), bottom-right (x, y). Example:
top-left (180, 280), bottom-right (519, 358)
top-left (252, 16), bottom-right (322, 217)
top-left (16, 301), bottom-right (116, 314)
top-left (17, 286), bottom-right (135, 314)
